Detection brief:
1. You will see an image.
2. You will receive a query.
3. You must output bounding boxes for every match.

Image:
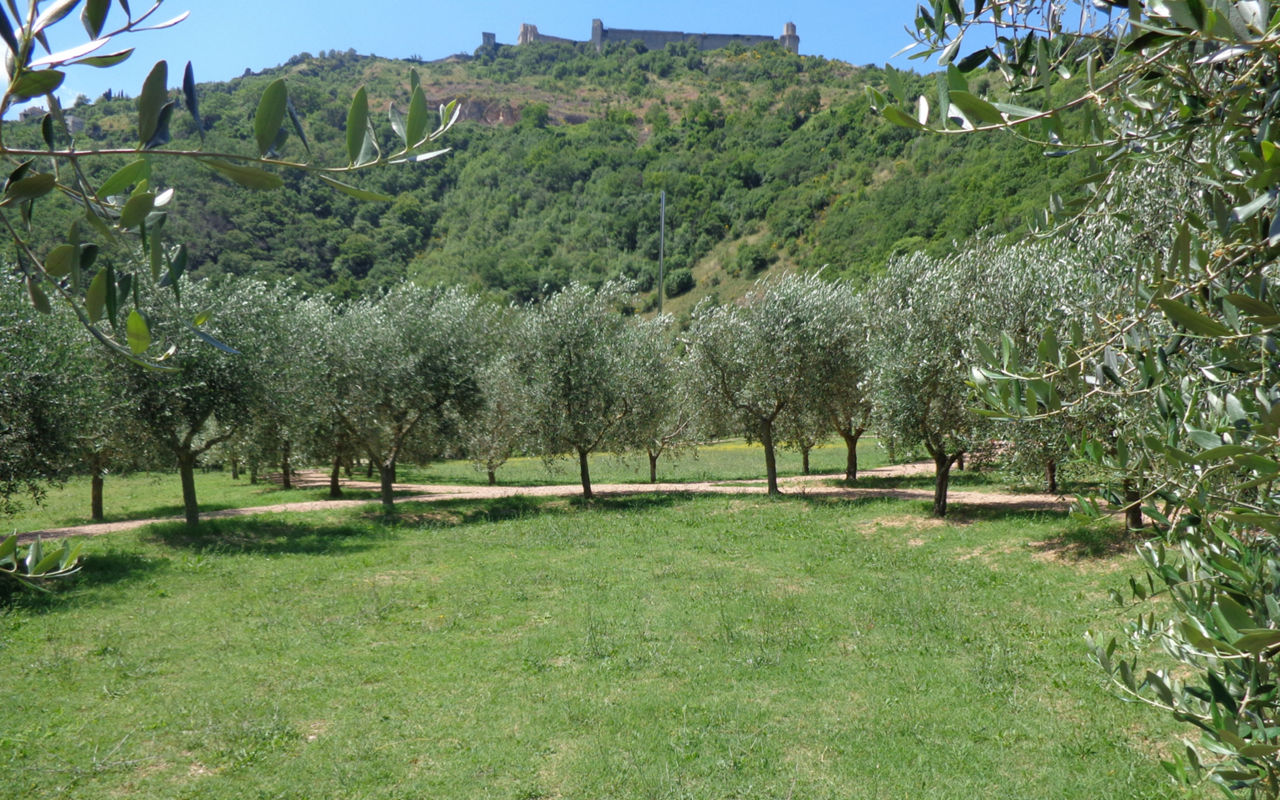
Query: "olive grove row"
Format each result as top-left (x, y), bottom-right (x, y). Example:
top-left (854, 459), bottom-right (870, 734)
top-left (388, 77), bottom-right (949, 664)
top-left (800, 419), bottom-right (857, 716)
top-left (3, 222), bottom-right (1142, 528)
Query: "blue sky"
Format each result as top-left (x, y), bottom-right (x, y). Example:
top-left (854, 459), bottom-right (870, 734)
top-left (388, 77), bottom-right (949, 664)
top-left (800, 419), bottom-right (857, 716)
top-left (35, 1), bottom-right (926, 109)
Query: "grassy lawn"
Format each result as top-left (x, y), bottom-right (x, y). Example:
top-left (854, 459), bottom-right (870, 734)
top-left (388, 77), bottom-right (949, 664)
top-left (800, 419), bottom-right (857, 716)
top-left (5, 439), bottom-right (888, 533)
top-left (1, 494), bottom-right (1193, 799)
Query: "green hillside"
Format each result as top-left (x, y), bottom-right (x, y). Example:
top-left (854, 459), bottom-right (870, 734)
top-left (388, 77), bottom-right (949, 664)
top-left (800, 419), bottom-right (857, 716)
top-left (11, 40), bottom-right (1083, 305)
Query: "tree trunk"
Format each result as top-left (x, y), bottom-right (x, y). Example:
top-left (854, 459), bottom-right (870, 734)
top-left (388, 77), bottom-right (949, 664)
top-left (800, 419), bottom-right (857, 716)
top-left (178, 451), bottom-right (200, 527)
top-left (329, 455), bottom-right (343, 499)
top-left (648, 450), bottom-right (659, 484)
top-left (840, 429), bottom-right (861, 482)
top-left (933, 452), bottom-right (956, 518)
top-left (391, 462), bottom-right (397, 483)
top-left (487, 468), bottom-right (496, 486)
top-left (344, 458), bottom-right (352, 479)
top-left (280, 441), bottom-right (293, 490)
top-left (1046, 459), bottom-right (1058, 494)
top-left (578, 447), bottom-right (594, 500)
top-left (230, 457), bottom-right (239, 481)
top-left (378, 460), bottom-right (396, 510)
top-left (1123, 478), bottom-right (1143, 532)
top-left (955, 452), bottom-right (965, 471)
top-left (365, 458), bottom-right (374, 479)
top-left (801, 445), bottom-right (811, 476)
top-left (761, 421), bottom-right (779, 496)
top-left (249, 461), bottom-right (258, 485)
top-left (90, 469), bottom-right (104, 522)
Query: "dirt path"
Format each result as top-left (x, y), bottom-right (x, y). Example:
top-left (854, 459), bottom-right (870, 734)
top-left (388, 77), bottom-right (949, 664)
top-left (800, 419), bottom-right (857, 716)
top-left (17, 461), bottom-right (1069, 544)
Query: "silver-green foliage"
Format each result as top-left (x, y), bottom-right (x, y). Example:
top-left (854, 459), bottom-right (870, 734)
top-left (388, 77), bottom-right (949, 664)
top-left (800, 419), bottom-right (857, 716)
top-left (684, 273), bottom-right (861, 495)
top-left (0, 272), bottom-right (78, 514)
top-left (871, 235), bottom-right (1097, 514)
top-left (613, 313), bottom-right (700, 483)
top-left (870, 249), bottom-right (987, 515)
top-left (116, 276), bottom-right (277, 525)
top-left (328, 283), bottom-right (489, 508)
top-left (511, 281), bottom-right (651, 498)
top-left (798, 282), bottom-right (872, 481)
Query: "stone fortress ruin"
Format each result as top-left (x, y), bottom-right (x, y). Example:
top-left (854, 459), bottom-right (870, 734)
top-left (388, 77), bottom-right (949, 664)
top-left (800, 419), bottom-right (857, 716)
top-left (481, 19), bottom-right (799, 55)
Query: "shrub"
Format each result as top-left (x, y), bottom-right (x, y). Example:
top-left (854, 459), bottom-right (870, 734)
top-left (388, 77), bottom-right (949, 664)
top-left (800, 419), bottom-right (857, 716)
top-left (733, 243), bottom-right (776, 277)
top-left (663, 268), bottom-right (695, 298)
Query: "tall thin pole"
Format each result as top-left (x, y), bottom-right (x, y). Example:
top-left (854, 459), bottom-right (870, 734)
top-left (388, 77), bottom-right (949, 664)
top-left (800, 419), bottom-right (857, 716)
top-left (658, 190), bottom-right (665, 315)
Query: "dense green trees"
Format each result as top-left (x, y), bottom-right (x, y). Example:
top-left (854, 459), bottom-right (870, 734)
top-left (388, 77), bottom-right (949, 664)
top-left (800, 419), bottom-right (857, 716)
top-left (1, 34), bottom-right (1085, 309)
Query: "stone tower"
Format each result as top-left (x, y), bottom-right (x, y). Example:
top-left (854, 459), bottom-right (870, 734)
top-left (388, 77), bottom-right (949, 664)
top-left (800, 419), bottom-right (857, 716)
top-left (591, 18), bottom-right (605, 52)
top-left (779, 21), bottom-right (799, 54)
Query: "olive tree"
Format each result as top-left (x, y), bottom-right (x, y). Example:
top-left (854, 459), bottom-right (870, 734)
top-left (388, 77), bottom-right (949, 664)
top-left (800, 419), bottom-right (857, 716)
top-left (329, 284), bottom-right (488, 509)
top-left (0, 273), bottom-right (78, 515)
top-left (464, 358), bottom-right (523, 486)
top-left (870, 250), bottom-right (990, 517)
top-left (513, 281), bottom-right (649, 500)
top-left (1, 272), bottom-right (149, 525)
top-left (685, 274), bottom-right (860, 495)
top-left (67, 343), bottom-right (152, 521)
top-left (236, 284), bottom-right (329, 491)
top-left (613, 314), bottom-right (700, 483)
top-left (116, 277), bottom-right (271, 527)
top-left (887, 1), bottom-right (1280, 791)
top-left (777, 404), bottom-right (828, 476)
top-left (293, 295), bottom-right (361, 499)
top-left (800, 282), bottom-right (872, 481)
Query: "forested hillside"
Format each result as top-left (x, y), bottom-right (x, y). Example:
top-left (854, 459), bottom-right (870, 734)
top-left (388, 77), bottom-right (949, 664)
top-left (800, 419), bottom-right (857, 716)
top-left (12, 39), bottom-right (1082, 303)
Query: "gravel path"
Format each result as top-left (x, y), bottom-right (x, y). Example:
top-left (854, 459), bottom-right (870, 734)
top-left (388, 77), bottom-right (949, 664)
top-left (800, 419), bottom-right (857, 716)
top-left (16, 461), bottom-right (1069, 544)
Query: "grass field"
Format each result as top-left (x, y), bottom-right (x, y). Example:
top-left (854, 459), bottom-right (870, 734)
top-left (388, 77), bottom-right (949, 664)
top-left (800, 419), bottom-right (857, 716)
top-left (5, 439), bottom-right (888, 533)
top-left (1, 491), bottom-right (1194, 799)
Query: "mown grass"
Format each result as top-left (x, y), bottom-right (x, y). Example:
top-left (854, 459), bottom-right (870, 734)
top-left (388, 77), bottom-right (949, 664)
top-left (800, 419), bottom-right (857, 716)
top-left (6, 439), bottom-right (888, 533)
top-left (2, 494), bottom-right (1194, 799)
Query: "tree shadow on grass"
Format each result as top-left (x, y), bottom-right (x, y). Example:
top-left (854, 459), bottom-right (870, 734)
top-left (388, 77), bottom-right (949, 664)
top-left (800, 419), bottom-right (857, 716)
top-left (1, 547), bottom-right (166, 612)
top-left (1030, 520), bottom-right (1146, 560)
top-left (370, 492), bottom-right (685, 530)
top-left (794, 493), bottom-right (1070, 524)
top-left (834, 470), bottom-right (1027, 492)
top-left (114, 489), bottom-right (401, 524)
top-left (793, 493), bottom-right (934, 515)
top-left (944, 505), bottom-right (1070, 525)
top-left (145, 517), bottom-right (388, 556)
top-left (90, 501), bottom-right (244, 524)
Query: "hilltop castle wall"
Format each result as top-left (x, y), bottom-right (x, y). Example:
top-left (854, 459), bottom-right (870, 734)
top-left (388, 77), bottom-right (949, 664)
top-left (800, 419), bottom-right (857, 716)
top-left (487, 19), bottom-right (799, 56)
top-left (518, 24), bottom-right (576, 47)
top-left (593, 18), bottom-right (797, 54)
